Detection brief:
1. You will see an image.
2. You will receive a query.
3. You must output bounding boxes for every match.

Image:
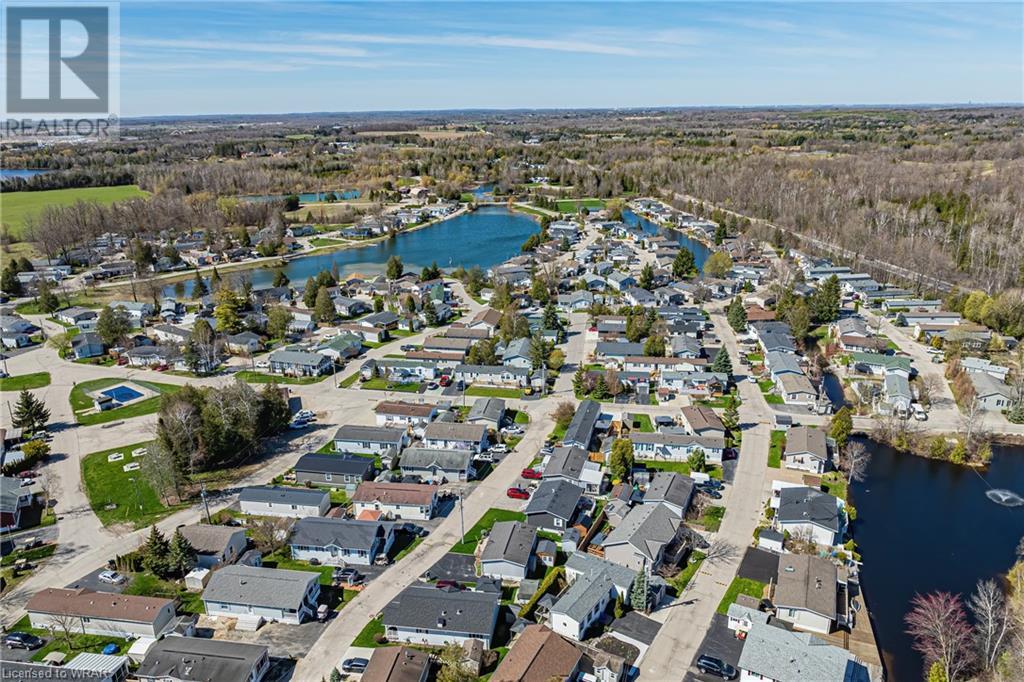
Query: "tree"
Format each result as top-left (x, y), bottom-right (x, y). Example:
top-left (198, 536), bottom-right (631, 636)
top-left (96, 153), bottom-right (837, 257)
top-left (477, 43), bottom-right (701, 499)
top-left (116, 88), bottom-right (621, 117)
top-left (314, 286), bottom-right (335, 324)
top-left (548, 348), bottom-right (565, 370)
top-left (673, 247), bottom-right (696, 278)
top-left (423, 297), bottom-right (438, 326)
top-left (14, 439), bottom-right (50, 472)
top-left (786, 299), bottom-right (812, 346)
top-left (283, 194), bottom-right (300, 211)
top-left (687, 448), bottom-right (707, 474)
top-left (811, 275), bottom-right (842, 323)
top-left (592, 374), bottom-right (609, 400)
top-left (722, 395), bottom-right (739, 433)
top-left (711, 347), bottom-right (733, 375)
top-left (192, 269), bottom-right (208, 298)
top-left (420, 261), bottom-right (441, 282)
top-left (96, 305), bottom-right (132, 347)
top-left (302, 277), bottom-right (319, 308)
top-left (467, 338), bottom-right (500, 366)
top-left (272, 268), bottom-right (289, 287)
top-left (631, 567), bottom-right (649, 612)
top-left (552, 401), bottom-right (576, 431)
top-left (609, 438), bottom-right (634, 482)
top-left (249, 516), bottom-right (291, 553)
top-left (209, 267), bottom-right (223, 292)
top-left (141, 525), bottom-right (172, 577)
top-left (703, 251), bottom-right (733, 279)
top-left (726, 297), bottom-right (747, 332)
top-left (267, 305), bottom-right (293, 339)
top-left (47, 331), bottom-right (72, 358)
top-left (643, 334), bottom-right (665, 357)
top-left (0, 266), bottom-right (22, 296)
top-left (36, 278), bottom-right (60, 313)
top-left (12, 389), bottom-right (50, 433)
top-left (714, 221), bottom-right (727, 245)
top-left (904, 591), bottom-right (976, 682)
top-left (213, 287), bottom-right (244, 334)
top-left (542, 302), bottom-right (560, 332)
top-left (437, 643), bottom-right (475, 682)
top-left (840, 441), bottom-right (871, 483)
top-left (572, 366), bottom-right (586, 396)
top-left (638, 263), bottom-right (655, 291)
top-left (829, 407), bottom-right (853, 451)
top-left (968, 578), bottom-right (1010, 671)
top-left (168, 528), bottom-right (197, 578)
top-left (529, 332), bottom-right (550, 370)
top-left (373, 294), bottom-right (384, 313)
top-left (386, 255), bottom-right (403, 280)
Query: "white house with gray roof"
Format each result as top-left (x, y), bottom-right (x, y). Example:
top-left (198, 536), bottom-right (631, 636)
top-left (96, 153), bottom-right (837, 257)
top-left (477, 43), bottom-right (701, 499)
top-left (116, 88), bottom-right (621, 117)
top-left (629, 431), bottom-right (725, 464)
top-left (602, 503), bottom-right (681, 572)
top-left (334, 425), bottom-right (409, 456)
top-left (564, 552), bottom-right (636, 603)
top-left (479, 521), bottom-right (537, 581)
top-left (642, 472), bottom-right (695, 518)
top-left (422, 422), bottom-right (488, 452)
top-left (382, 585), bottom-right (500, 648)
top-left (238, 486), bottom-right (330, 519)
top-left (398, 447), bottom-right (475, 482)
top-left (542, 446), bottom-right (604, 494)
top-left (736, 623), bottom-right (870, 682)
top-left (781, 426), bottom-right (832, 474)
top-left (288, 517), bottom-right (395, 566)
top-left (524, 480), bottom-right (584, 533)
top-left (549, 569), bottom-right (616, 641)
top-left (771, 483), bottom-right (846, 547)
top-left (268, 349), bottom-right (332, 377)
top-left (202, 565), bottom-right (320, 625)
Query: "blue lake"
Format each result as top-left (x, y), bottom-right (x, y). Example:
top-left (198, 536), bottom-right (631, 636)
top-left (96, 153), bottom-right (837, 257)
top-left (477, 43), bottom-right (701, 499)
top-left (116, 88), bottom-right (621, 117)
top-left (622, 209), bottom-right (712, 270)
top-left (168, 205), bottom-right (539, 296)
top-left (1, 169), bottom-right (52, 179)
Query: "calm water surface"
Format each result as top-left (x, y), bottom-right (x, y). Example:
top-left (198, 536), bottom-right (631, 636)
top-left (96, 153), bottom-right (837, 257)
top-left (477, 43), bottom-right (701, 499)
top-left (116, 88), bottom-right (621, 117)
top-left (622, 209), bottom-right (712, 271)
top-left (850, 441), bottom-right (1024, 681)
top-left (1, 169), bottom-right (52, 179)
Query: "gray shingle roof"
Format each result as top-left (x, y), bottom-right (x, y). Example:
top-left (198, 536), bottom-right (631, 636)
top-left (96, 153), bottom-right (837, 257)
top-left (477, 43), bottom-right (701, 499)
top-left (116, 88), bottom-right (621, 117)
top-left (603, 503), bottom-right (679, 561)
top-left (238, 486), bottom-right (328, 507)
top-left (399, 447), bottom-right (473, 472)
top-left (777, 487), bottom-right (841, 532)
top-left (382, 585), bottom-right (498, 635)
top-left (609, 611), bottom-right (661, 645)
top-left (737, 623), bottom-right (865, 681)
top-left (136, 635), bottom-right (267, 682)
top-left (563, 399), bottom-right (601, 448)
top-left (525, 480), bottom-right (584, 521)
top-left (550, 569), bottom-right (615, 621)
top-left (467, 397), bottom-right (506, 424)
top-left (542, 446), bottom-right (589, 481)
top-left (481, 521), bottom-right (537, 567)
top-left (564, 552), bottom-right (636, 590)
top-left (783, 426), bottom-right (829, 460)
top-left (177, 524), bottom-right (244, 555)
top-left (774, 554), bottom-right (838, 620)
top-left (643, 472), bottom-right (695, 511)
top-left (202, 565), bottom-right (317, 611)
top-left (268, 349), bottom-right (328, 367)
top-left (424, 421), bottom-right (487, 442)
top-left (334, 425), bottom-right (407, 445)
top-left (289, 517), bottom-right (393, 552)
top-left (294, 453), bottom-right (375, 476)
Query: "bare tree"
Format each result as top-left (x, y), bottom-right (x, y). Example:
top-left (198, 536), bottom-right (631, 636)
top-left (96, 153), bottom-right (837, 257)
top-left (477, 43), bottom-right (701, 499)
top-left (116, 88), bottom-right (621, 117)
top-left (46, 610), bottom-right (80, 650)
top-left (249, 517), bottom-right (291, 554)
top-left (968, 579), bottom-right (1011, 672)
top-left (904, 591), bottom-right (976, 681)
top-left (959, 396), bottom-right (987, 452)
top-left (839, 441), bottom-right (871, 484)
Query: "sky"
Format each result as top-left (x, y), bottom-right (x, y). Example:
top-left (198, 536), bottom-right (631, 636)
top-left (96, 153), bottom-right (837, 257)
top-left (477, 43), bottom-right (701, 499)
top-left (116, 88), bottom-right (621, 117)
top-left (115, 1), bottom-right (1024, 117)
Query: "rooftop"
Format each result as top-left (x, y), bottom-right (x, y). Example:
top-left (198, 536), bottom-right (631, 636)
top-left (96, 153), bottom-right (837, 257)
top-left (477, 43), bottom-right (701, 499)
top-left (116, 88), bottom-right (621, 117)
top-left (202, 565), bottom-right (317, 610)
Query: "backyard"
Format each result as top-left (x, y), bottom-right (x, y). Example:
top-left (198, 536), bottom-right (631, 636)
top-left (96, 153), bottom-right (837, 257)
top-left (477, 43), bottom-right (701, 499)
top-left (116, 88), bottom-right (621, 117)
top-left (80, 441), bottom-right (186, 527)
top-left (466, 386), bottom-right (523, 399)
top-left (69, 378), bottom-right (181, 425)
top-left (235, 370), bottom-right (327, 385)
top-left (768, 430), bottom-right (786, 468)
top-left (716, 577), bottom-right (768, 614)
top-left (450, 509), bottom-right (526, 554)
top-left (8, 615), bottom-right (130, 663)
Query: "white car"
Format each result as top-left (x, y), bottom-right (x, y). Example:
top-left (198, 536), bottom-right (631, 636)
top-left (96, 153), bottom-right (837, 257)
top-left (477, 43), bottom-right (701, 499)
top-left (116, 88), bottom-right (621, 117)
top-left (747, 375), bottom-right (758, 383)
top-left (98, 570), bottom-right (126, 585)
top-left (490, 444), bottom-right (509, 454)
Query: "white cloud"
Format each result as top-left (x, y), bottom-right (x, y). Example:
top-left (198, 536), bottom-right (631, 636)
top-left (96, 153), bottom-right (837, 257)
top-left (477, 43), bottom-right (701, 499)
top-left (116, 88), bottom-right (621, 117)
top-left (120, 37), bottom-right (369, 59)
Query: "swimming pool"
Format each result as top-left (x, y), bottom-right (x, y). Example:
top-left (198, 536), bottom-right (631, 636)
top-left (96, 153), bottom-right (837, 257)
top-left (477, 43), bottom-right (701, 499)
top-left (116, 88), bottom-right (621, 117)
top-left (101, 386), bottom-right (144, 403)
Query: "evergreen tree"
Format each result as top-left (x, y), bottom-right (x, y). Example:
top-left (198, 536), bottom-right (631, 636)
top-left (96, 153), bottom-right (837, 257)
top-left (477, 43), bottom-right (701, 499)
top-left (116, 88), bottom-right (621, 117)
top-left (213, 288), bottom-right (244, 334)
top-left (786, 298), bottom-right (812, 345)
top-left (573, 366), bottom-right (586, 397)
top-left (592, 374), bottom-right (610, 400)
top-left (141, 525), bottom-right (172, 577)
top-left (722, 395), bottom-right (739, 431)
top-left (168, 528), bottom-right (197, 577)
top-left (267, 306), bottom-right (293, 339)
top-left (36, 278), bottom-right (60, 313)
top-left (714, 222), bottom-right (727, 245)
top-left (812, 275), bottom-right (842, 323)
top-left (303, 277), bottom-right (319, 308)
top-left (423, 298), bottom-right (438, 326)
top-left (529, 332), bottom-right (550, 370)
top-left (643, 334), bottom-right (665, 357)
top-left (314, 286), bottom-right (335, 324)
top-left (210, 267), bottom-right (223, 292)
top-left (687, 448), bottom-right (706, 473)
top-left (1, 266), bottom-right (22, 296)
top-left (272, 268), bottom-right (289, 287)
top-left (96, 305), bottom-right (132, 347)
top-left (711, 347), bottom-right (733, 375)
top-left (672, 248), bottom-right (696, 278)
top-left (192, 269), bottom-right (208, 298)
top-left (638, 263), bottom-right (655, 291)
top-left (542, 302), bottom-right (561, 332)
top-left (830, 407), bottom-right (853, 451)
top-left (631, 567), bottom-right (649, 612)
top-left (726, 296), bottom-right (747, 332)
top-left (373, 295), bottom-right (384, 313)
top-left (386, 255), bottom-right (403, 280)
top-left (609, 438), bottom-right (634, 482)
top-left (12, 389), bottom-right (50, 433)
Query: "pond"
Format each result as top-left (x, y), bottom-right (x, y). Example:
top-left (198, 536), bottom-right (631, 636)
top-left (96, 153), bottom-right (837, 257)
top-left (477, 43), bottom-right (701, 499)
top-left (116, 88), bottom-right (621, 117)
top-left (168, 205), bottom-right (539, 296)
top-left (622, 209), bottom-right (712, 271)
top-left (850, 440), bottom-right (1024, 681)
top-left (1, 169), bottom-right (52, 179)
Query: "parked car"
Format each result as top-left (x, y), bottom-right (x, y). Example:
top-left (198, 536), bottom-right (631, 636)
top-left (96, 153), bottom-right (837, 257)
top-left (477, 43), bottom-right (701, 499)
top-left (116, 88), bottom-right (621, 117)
top-left (342, 658), bottom-right (369, 673)
top-left (696, 655), bottom-right (737, 680)
top-left (101, 643), bottom-right (120, 655)
top-left (698, 479), bottom-right (724, 490)
top-left (435, 579), bottom-right (463, 590)
top-left (400, 345), bottom-right (416, 352)
top-left (506, 487), bottom-right (530, 500)
top-left (913, 404), bottom-right (928, 421)
top-left (98, 570), bottom-right (126, 585)
top-left (699, 488), bottom-right (723, 500)
top-left (439, 375), bottom-right (452, 387)
top-left (333, 567), bottom-right (363, 584)
top-left (489, 444), bottom-right (508, 454)
top-left (427, 382), bottom-right (439, 390)
top-left (520, 468), bottom-right (542, 480)
top-left (747, 375), bottom-right (758, 383)
top-left (296, 409), bottom-right (315, 420)
top-left (316, 604), bottom-right (329, 622)
top-left (4, 632), bottom-right (44, 650)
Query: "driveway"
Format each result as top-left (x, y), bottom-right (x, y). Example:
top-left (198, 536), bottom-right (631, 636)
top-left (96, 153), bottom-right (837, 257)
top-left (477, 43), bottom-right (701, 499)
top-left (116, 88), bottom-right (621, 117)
top-left (421, 552), bottom-right (477, 583)
top-left (686, 613), bottom-right (746, 682)
top-left (66, 567), bottom-right (128, 594)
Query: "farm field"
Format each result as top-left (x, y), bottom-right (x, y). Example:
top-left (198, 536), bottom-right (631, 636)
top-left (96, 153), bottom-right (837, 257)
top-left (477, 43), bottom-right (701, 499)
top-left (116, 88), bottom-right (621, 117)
top-left (0, 185), bottom-right (148, 236)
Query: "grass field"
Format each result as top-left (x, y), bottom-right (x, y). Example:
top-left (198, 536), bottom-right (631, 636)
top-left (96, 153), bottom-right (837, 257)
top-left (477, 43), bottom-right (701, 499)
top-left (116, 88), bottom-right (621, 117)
top-left (80, 440), bottom-right (185, 527)
top-left (69, 378), bottom-right (180, 425)
top-left (0, 185), bottom-right (148, 237)
top-left (361, 378), bottom-right (420, 392)
top-left (465, 386), bottom-right (522, 399)
top-left (556, 198), bottom-right (605, 213)
top-left (768, 430), bottom-right (786, 468)
top-left (668, 551), bottom-right (706, 593)
top-left (717, 577), bottom-right (768, 614)
top-left (450, 509), bottom-right (526, 554)
top-left (0, 371), bottom-right (51, 392)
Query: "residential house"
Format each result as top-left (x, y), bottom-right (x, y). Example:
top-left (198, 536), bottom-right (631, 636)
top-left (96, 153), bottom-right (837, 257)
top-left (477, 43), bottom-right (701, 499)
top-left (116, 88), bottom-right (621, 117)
top-left (351, 482), bottom-right (438, 521)
top-left (27, 588), bottom-right (176, 638)
top-left (1, 476), bottom-right (34, 532)
top-left (334, 425), bottom-right (409, 456)
top-left (849, 352), bottom-right (912, 378)
top-left (466, 397), bottom-right (506, 430)
top-left (961, 357), bottom-right (1011, 382)
top-left (777, 373), bottom-right (818, 407)
top-left (237, 486), bottom-right (330, 519)
top-left (362, 358), bottom-right (438, 382)
top-left (423, 422), bottom-right (488, 452)
top-left (150, 324), bottom-right (190, 345)
top-left (202, 565), bottom-right (320, 625)
top-left (772, 484), bottom-right (846, 547)
top-left (178, 524), bottom-right (248, 569)
top-left (71, 332), bottom-right (105, 360)
top-left (56, 306), bottom-right (98, 326)
top-left (563, 399), bottom-right (601, 450)
top-left (524, 480), bottom-right (584, 533)
top-left (838, 335), bottom-right (890, 354)
top-left (607, 272), bottom-right (636, 291)
top-left (549, 569), bottom-right (616, 641)
top-left (563, 552), bottom-right (636, 603)
top-left (374, 401), bottom-right (437, 429)
top-left (268, 349), bottom-right (332, 377)
top-left (468, 308), bottom-right (502, 335)
top-left (332, 295), bottom-right (370, 318)
top-left (883, 372), bottom-right (913, 416)
top-left (314, 334), bottom-right (363, 361)
top-left (361, 646), bottom-right (432, 682)
top-left (678, 405), bottom-right (726, 440)
top-left (969, 372), bottom-right (1016, 411)
top-left (595, 342), bottom-right (645, 366)
top-left (642, 472), bottom-right (695, 518)
top-left (831, 317), bottom-right (869, 339)
top-left (736, 623), bottom-right (870, 682)
top-left (480, 521), bottom-right (538, 581)
top-left (109, 301), bottom-right (154, 322)
top-left (293, 453), bottom-right (375, 491)
top-left (542, 446), bottom-right (604, 494)
top-left (490, 624), bottom-right (582, 682)
top-left (288, 517), bottom-right (396, 566)
top-left (630, 432), bottom-right (725, 465)
top-left (501, 337), bottom-right (532, 368)
top-left (136, 638), bottom-right (270, 682)
top-left (382, 585), bottom-right (500, 648)
top-left (422, 336), bottom-right (473, 356)
top-left (398, 447), bottom-right (475, 483)
top-left (125, 345), bottom-right (178, 368)
top-left (226, 331), bottom-right (263, 355)
top-left (359, 311), bottom-right (401, 331)
top-left (781, 426), bottom-right (832, 474)
top-left (453, 364), bottom-right (531, 388)
top-left (601, 503), bottom-right (680, 572)
top-left (773, 555), bottom-right (849, 635)
top-left (896, 310), bottom-right (962, 326)
top-left (338, 323), bottom-right (387, 344)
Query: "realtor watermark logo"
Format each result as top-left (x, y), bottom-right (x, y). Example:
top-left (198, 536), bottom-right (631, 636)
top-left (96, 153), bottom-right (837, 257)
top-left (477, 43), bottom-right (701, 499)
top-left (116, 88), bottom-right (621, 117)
top-left (2, 0), bottom-right (120, 139)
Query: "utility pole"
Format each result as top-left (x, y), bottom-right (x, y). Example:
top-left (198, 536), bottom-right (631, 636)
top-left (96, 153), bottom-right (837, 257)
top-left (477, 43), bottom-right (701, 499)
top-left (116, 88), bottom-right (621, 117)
top-left (458, 489), bottom-right (465, 545)
top-left (200, 483), bottom-right (212, 524)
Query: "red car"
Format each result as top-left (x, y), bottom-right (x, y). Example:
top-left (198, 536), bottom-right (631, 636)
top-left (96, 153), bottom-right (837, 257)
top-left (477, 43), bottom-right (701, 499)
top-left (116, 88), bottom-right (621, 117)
top-left (520, 468), bottom-right (542, 480)
top-left (506, 487), bottom-right (530, 500)
top-left (435, 580), bottom-right (462, 590)
top-left (439, 375), bottom-right (452, 387)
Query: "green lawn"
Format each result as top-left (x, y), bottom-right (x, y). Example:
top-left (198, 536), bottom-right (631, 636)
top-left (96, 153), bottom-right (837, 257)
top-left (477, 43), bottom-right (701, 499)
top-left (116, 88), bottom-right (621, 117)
top-left (70, 378), bottom-right (181, 425)
top-left (340, 372), bottom-right (361, 388)
top-left (9, 615), bottom-right (130, 663)
top-left (450, 509), bottom-right (526, 554)
top-left (361, 378), bottom-right (420, 392)
top-left (641, 459), bottom-right (692, 475)
top-left (764, 394), bottom-right (785, 405)
top-left (668, 551), bottom-right (706, 594)
top-left (310, 237), bottom-right (346, 247)
top-left (821, 472), bottom-right (848, 501)
top-left (352, 617), bottom-right (386, 648)
top-left (0, 185), bottom-right (148, 237)
top-left (757, 379), bottom-right (775, 393)
top-left (262, 549), bottom-right (334, 585)
top-left (80, 440), bottom-right (185, 527)
top-left (513, 410), bottom-right (531, 425)
top-left (631, 414), bottom-right (655, 433)
top-left (700, 506), bottom-right (726, 532)
top-left (0, 371), bottom-right (51, 392)
top-left (768, 430), bottom-right (786, 468)
top-left (745, 353), bottom-right (764, 363)
top-left (717, 577), bottom-right (768, 614)
top-left (123, 573), bottom-right (205, 614)
top-left (1, 543), bottom-right (56, 567)
top-left (235, 370), bottom-right (326, 385)
top-left (556, 198), bottom-right (605, 213)
top-left (466, 386), bottom-right (523, 399)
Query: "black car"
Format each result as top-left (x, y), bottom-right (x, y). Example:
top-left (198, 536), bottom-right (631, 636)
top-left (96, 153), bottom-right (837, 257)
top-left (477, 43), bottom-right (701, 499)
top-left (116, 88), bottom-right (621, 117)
top-left (333, 567), bottom-right (364, 584)
top-left (4, 632), bottom-right (44, 650)
top-left (699, 488), bottom-right (723, 500)
top-left (342, 657), bottom-right (369, 673)
top-left (696, 654), bottom-right (737, 680)
top-left (700, 479), bottom-right (724, 490)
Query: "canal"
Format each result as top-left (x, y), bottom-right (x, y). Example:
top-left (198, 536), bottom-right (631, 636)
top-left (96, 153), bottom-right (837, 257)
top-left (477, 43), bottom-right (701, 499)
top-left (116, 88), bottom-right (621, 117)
top-left (850, 440), bottom-right (1024, 681)
top-left (168, 205), bottom-right (539, 296)
top-left (622, 209), bottom-right (712, 271)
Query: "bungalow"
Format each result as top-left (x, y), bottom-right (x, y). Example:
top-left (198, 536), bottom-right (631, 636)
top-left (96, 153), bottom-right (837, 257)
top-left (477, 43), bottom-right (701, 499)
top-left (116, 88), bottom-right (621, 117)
top-left (490, 625), bottom-right (582, 682)
top-left (773, 555), bottom-right (849, 635)
top-left (109, 301), bottom-right (154, 322)
top-left (150, 324), bottom-right (190, 345)
top-left (781, 426), bottom-right (832, 474)
top-left (468, 308), bottom-right (502, 335)
top-left (480, 520), bottom-right (538, 581)
top-left (969, 372), bottom-right (1016, 411)
top-left (362, 358), bottom-right (439, 381)
top-left (359, 311), bottom-right (401, 331)
top-left (960, 356), bottom-right (1011, 382)
top-left (71, 332), bottom-right (105, 360)
top-left (136, 638), bottom-right (270, 682)
top-left (268, 349), bottom-right (332, 377)
top-left (501, 337), bottom-right (532, 368)
top-left (202, 565), bottom-right (320, 625)
top-left (765, 351), bottom-right (803, 380)
top-left (177, 524), bottom-right (248, 570)
top-left (314, 333), bottom-right (363, 361)
top-left (542, 446), bottom-right (604, 494)
top-left (549, 569), bottom-right (616, 641)
top-left (237, 486), bottom-right (330, 519)
top-left (226, 331), bottom-right (263, 355)
top-left (601, 503), bottom-right (680, 572)
top-left (524, 480), bottom-right (584, 533)
top-left (405, 350), bottom-right (462, 370)
top-left (337, 323), bottom-right (386, 343)
top-left (549, 221), bottom-right (580, 242)
top-left (630, 432), bottom-right (725, 464)
top-left (423, 422), bottom-right (488, 452)
top-left (362, 647), bottom-right (432, 682)
top-left (772, 484), bottom-right (845, 547)
top-left (453, 364), bottom-right (531, 388)
top-left (334, 425), bottom-right (409, 456)
top-left (896, 310), bottom-right (963, 326)
top-left (1, 331), bottom-right (32, 348)
top-left (289, 517), bottom-right (396, 566)
top-left (777, 373), bottom-right (818, 407)
top-left (607, 272), bottom-right (636, 291)
top-left (398, 447), bottom-right (475, 483)
top-left (466, 397), bottom-right (506, 429)
top-left (27, 588), bottom-right (176, 638)
top-left (383, 585), bottom-right (500, 648)
top-left (839, 335), bottom-right (890, 354)
top-left (594, 342), bottom-right (645, 366)
top-left (623, 356), bottom-right (704, 374)
top-left (623, 287), bottom-right (656, 306)
top-left (642, 472), bottom-right (695, 518)
top-left (564, 552), bottom-right (636, 604)
top-left (759, 330), bottom-right (797, 355)
top-left (737, 623), bottom-right (869, 682)
top-left (849, 352), bottom-right (912, 378)
top-left (125, 345), bottom-right (177, 368)
top-left (669, 336), bottom-right (702, 359)
top-left (56, 306), bottom-right (98, 326)
top-left (659, 370), bottom-right (728, 398)
top-left (374, 400), bottom-right (437, 428)
top-left (351, 481), bottom-right (438, 521)
top-left (444, 327), bottom-right (490, 341)
top-left (332, 295), bottom-right (370, 318)
top-left (293, 453), bottom-right (375, 490)
top-left (563, 399), bottom-right (602, 450)
top-left (557, 290), bottom-right (595, 312)
top-left (883, 372), bottom-right (913, 416)
top-left (423, 335), bottom-right (474, 355)
top-left (1, 476), bottom-right (35, 532)
top-left (678, 405), bottom-right (726, 440)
